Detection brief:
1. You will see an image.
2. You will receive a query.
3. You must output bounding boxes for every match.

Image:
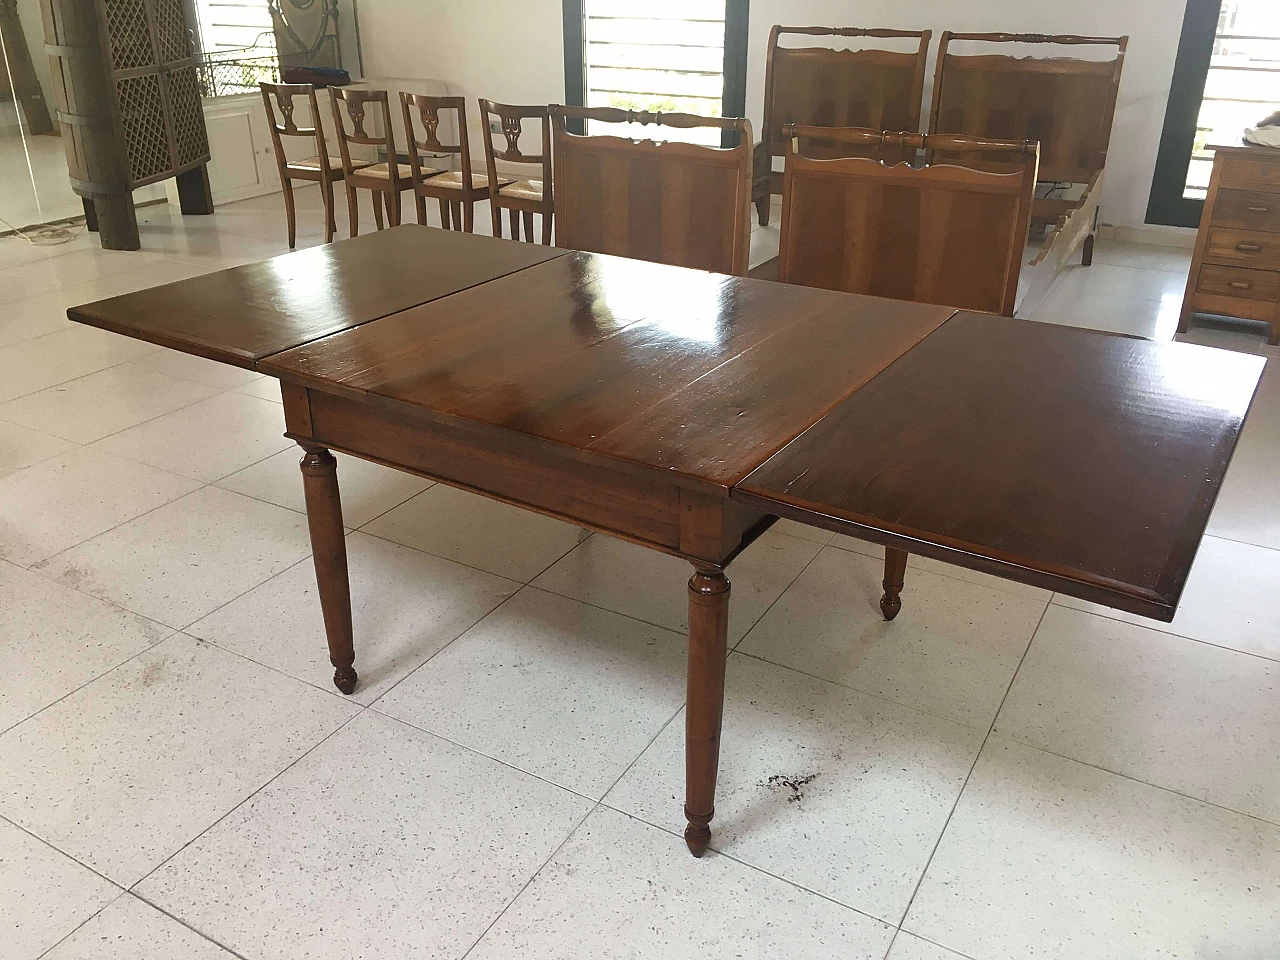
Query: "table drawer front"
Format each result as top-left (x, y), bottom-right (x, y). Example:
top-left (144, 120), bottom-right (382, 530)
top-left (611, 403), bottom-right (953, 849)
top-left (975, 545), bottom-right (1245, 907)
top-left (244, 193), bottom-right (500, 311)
top-left (1205, 227), bottom-right (1280, 268)
top-left (1212, 189), bottom-right (1280, 232)
top-left (305, 390), bottom-right (684, 551)
top-left (1220, 155), bottom-right (1280, 189)
top-left (1196, 263), bottom-right (1280, 302)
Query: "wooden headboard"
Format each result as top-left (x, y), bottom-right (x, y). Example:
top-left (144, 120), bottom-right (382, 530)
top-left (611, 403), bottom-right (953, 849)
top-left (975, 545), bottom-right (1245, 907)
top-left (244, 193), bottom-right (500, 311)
top-left (928, 33), bottom-right (1127, 184)
top-left (762, 26), bottom-right (931, 162)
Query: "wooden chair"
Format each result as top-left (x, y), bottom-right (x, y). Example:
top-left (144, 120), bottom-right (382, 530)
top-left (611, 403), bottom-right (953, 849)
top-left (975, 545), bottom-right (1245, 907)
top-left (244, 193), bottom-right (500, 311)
top-left (480, 100), bottom-right (554, 244)
top-left (776, 125), bottom-right (1038, 621)
top-left (550, 106), bottom-right (753, 276)
top-left (330, 86), bottom-right (415, 236)
top-left (753, 26), bottom-right (932, 226)
top-left (260, 82), bottom-right (371, 247)
top-left (927, 32), bottom-right (1128, 269)
top-left (400, 94), bottom-right (510, 232)
top-left (776, 126), bottom-right (1038, 314)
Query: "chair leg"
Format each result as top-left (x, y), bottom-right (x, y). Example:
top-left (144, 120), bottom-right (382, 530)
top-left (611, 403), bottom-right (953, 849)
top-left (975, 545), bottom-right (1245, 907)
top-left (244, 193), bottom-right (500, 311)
top-left (282, 177), bottom-right (297, 248)
top-left (754, 194), bottom-right (770, 227)
top-left (450, 200), bottom-right (462, 232)
top-left (522, 210), bottom-right (534, 243)
top-left (372, 191), bottom-right (385, 231)
top-left (492, 201), bottom-right (503, 238)
top-left (345, 185), bottom-right (359, 238)
top-left (414, 194), bottom-right (428, 226)
top-left (320, 178), bottom-right (335, 245)
top-left (1082, 233), bottom-right (1095, 267)
top-left (880, 548), bottom-right (908, 621)
top-left (542, 208), bottom-right (553, 245)
top-left (509, 208), bottom-right (521, 241)
top-left (388, 190), bottom-right (402, 227)
top-left (438, 198), bottom-right (451, 230)
top-left (463, 199), bottom-right (475, 233)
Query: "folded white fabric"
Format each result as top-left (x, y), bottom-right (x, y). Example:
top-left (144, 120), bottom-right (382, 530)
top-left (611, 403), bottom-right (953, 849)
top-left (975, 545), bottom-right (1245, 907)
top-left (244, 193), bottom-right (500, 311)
top-left (1243, 125), bottom-right (1280, 147)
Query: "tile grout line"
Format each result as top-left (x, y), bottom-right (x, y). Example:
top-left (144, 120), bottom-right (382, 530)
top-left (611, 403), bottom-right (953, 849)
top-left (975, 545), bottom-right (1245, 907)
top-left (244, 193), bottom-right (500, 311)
top-left (882, 595), bottom-right (1053, 948)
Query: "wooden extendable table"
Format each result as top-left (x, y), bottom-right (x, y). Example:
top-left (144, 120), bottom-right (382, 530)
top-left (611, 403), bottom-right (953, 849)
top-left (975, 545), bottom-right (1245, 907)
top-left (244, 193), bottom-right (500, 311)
top-left (68, 225), bottom-right (1266, 856)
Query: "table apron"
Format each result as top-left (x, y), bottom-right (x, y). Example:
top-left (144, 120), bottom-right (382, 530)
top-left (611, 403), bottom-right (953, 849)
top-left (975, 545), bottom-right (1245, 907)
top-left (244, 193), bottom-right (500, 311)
top-left (283, 383), bottom-right (771, 567)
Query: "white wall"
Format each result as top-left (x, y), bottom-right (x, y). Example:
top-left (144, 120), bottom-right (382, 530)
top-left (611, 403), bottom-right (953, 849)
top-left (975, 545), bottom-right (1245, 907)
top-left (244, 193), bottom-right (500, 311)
top-left (355, 0), bottom-right (1189, 229)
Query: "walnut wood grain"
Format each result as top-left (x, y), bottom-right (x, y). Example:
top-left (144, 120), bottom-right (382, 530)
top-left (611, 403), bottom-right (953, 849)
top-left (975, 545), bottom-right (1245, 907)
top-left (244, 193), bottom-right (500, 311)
top-left (734, 312), bottom-right (1265, 621)
top-left (66, 226), bottom-right (566, 368)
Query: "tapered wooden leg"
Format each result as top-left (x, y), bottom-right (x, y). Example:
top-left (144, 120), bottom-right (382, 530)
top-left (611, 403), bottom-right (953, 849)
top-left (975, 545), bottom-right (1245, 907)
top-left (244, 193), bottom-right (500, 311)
top-left (463, 200), bottom-right (475, 233)
top-left (415, 194), bottom-right (428, 226)
top-left (542, 208), bottom-right (553, 245)
top-left (522, 210), bottom-right (534, 242)
top-left (685, 565), bottom-right (730, 857)
top-left (299, 446), bottom-right (356, 695)
top-left (346, 185), bottom-right (359, 238)
top-left (509, 207), bottom-right (521, 241)
top-left (450, 200), bottom-right (462, 232)
top-left (82, 197), bottom-right (99, 232)
top-left (387, 190), bottom-right (402, 227)
top-left (320, 178), bottom-right (335, 244)
top-left (372, 191), bottom-right (385, 230)
top-left (1082, 233), bottom-right (1095, 267)
top-left (492, 201), bottom-right (504, 237)
top-left (281, 177), bottom-right (297, 248)
top-left (755, 194), bottom-right (770, 227)
top-left (881, 547), bottom-right (908, 621)
top-left (439, 198), bottom-right (451, 230)
top-left (176, 164), bottom-right (214, 215)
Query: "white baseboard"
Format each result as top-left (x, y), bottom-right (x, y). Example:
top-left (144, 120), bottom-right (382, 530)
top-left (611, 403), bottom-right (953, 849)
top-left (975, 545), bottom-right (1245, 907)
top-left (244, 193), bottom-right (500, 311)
top-left (1101, 223), bottom-right (1197, 248)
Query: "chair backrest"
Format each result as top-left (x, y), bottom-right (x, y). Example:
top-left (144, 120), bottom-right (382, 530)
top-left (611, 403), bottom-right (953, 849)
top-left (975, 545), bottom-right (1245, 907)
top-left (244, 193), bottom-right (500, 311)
top-left (330, 86), bottom-right (397, 175)
top-left (550, 106), bottom-right (753, 276)
top-left (480, 100), bottom-right (552, 196)
top-left (928, 32), bottom-right (1127, 184)
top-left (778, 127), bottom-right (1039, 316)
top-left (401, 93), bottom-right (470, 187)
top-left (762, 26), bottom-right (931, 164)
top-left (260, 82), bottom-right (330, 167)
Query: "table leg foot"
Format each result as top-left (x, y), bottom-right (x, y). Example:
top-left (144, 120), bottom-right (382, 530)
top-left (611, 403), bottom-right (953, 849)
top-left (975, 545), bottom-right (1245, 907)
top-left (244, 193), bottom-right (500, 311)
top-left (685, 565), bottom-right (729, 858)
top-left (880, 547), bottom-right (907, 621)
top-left (299, 445), bottom-right (357, 695)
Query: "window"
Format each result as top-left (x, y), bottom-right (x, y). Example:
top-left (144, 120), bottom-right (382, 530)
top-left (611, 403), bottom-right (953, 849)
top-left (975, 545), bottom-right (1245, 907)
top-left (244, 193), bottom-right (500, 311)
top-left (563, 0), bottom-right (749, 145)
top-left (1148, 0), bottom-right (1280, 226)
top-left (192, 0), bottom-right (274, 54)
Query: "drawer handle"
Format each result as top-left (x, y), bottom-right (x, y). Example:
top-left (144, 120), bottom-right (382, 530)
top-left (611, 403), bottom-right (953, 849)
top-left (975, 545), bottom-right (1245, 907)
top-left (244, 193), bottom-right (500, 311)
top-left (1248, 205), bottom-right (1270, 213)
top-left (1229, 280), bottom-right (1253, 290)
top-left (1235, 242), bottom-right (1265, 253)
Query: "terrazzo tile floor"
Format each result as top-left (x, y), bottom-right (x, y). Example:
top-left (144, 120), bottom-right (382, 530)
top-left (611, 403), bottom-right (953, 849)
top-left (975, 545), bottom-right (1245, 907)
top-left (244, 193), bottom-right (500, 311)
top-left (2, 186), bottom-right (1278, 959)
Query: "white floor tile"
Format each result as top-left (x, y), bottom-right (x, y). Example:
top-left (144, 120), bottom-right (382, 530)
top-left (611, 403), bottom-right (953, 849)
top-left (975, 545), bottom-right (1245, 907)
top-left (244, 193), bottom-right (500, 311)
top-left (0, 268), bottom-right (57, 304)
top-left (1090, 240), bottom-right (1193, 273)
top-left (739, 546), bottom-right (1045, 727)
top-left (233, 376), bottom-right (283, 403)
top-left (606, 655), bottom-right (985, 922)
top-left (0, 419), bottom-right (74, 478)
top-left (1207, 359), bottom-right (1280, 551)
top-left (377, 587), bottom-right (687, 797)
top-left (43, 894), bottom-right (236, 960)
top-left (125, 350), bottom-right (264, 390)
top-left (0, 561), bottom-right (169, 732)
top-left (9, 246), bottom-right (170, 289)
top-left (38, 486), bottom-right (312, 628)
top-left (996, 604), bottom-right (1280, 822)
top-left (1055, 535), bottom-right (1280, 661)
top-left (0, 446), bottom-right (202, 566)
top-left (533, 528), bottom-right (822, 644)
top-left (772, 518), bottom-right (834, 544)
top-left (469, 807), bottom-right (895, 960)
top-left (363, 483), bottom-right (590, 582)
top-left (1032, 291), bottom-right (1183, 340)
top-left (0, 364), bottom-right (219, 443)
top-left (0, 288), bottom-right (77, 349)
top-left (905, 737), bottom-right (1280, 960)
top-left (0, 818), bottom-right (120, 960)
top-left (190, 531), bottom-right (516, 703)
top-left (1042, 262), bottom-right (1189, 302)
top-left (217, 447), bottom-right (433, 528)
top-left (886, 933), bottom-right (972, 960)
top-left (0, 634), bottom-right (356, 886)
top-left (137, 711), bottom-right (592, 960)
top-left (0, 326), bottom-right (159, 404)
top-left (92, 392), bottom-right (291, 482)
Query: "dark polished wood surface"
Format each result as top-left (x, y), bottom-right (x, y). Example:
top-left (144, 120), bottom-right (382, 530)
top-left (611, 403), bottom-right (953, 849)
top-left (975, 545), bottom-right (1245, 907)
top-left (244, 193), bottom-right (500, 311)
top-left (66, 226), bottom-right (566, 368)
top-left (735, 312), bottom-right (1265, 620)
top-left (258, 251), bottom-right (955, 492)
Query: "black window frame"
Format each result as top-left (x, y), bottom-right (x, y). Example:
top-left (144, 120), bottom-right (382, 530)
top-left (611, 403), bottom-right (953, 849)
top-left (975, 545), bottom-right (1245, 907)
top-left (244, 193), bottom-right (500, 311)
top-left (1146, 0), bottom-right (1223, 228)
top-left (561, 0), bottom-right (750, 147)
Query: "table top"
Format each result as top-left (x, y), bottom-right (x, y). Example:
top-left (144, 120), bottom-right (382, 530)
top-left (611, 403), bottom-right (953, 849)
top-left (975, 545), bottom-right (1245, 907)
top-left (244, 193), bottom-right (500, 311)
top-left (735, 312), bottom-right (1265, 620)
top-left (257, 251), bottom-right (955, 492)
top-left (66, 230), bottom-right (1266, 620)
top-left (66, 226), bottom-right (565, 369)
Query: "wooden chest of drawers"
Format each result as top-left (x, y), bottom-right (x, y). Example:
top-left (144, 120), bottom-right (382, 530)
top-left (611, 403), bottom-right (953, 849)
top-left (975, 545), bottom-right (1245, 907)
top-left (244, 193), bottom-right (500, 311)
top-left (1180, 144), bottom-right (1280, 344)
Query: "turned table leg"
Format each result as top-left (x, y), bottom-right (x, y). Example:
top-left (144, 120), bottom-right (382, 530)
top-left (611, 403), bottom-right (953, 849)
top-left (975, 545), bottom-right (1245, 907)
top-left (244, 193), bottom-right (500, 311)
top-left (881, 547), bottom-right (908, 621)
top-left (299, 445), bottom-right (357, 694)
top-left (685, 565), bottom-right (730, 857)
